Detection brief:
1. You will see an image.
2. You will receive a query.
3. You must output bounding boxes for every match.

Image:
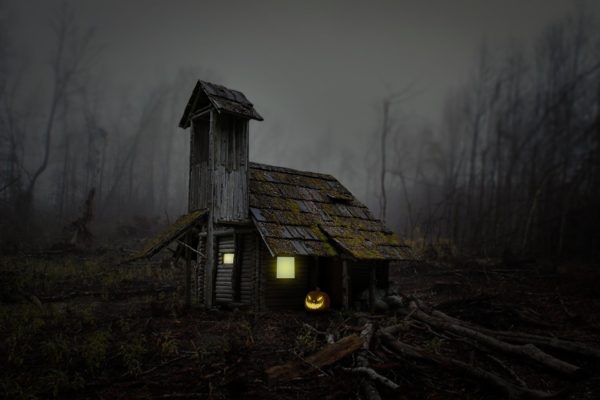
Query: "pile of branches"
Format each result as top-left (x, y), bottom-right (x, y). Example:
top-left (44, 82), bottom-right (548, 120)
top-left (266, 295), bottom-right (600, 399)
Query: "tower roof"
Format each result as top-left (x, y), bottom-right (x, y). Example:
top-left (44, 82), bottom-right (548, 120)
top-left (179, 80), bottom-right (263, 128)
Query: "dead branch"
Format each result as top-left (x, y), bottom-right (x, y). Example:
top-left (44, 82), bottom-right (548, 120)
top-left (302, 322), bottom-right (334, 344)
top-left (430, 309), bottom-right (600, 361)
top-left (379, 330), bottom-right (562, 400)
top-left (408, 302), bottom-right (581, 375)
top-left (486, 354), bottom-right (528, 388)
top-left (265, 335), bottom-right (364, 383)
top-left (340, 366), bottom-right (400, 390)
top-left (360, 380), bottom-right (383, 400)
top-left (360, 322), bottom-right (374, 350)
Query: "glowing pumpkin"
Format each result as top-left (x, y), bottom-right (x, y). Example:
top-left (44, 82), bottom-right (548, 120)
top-left (304, 288), bottom-right (330, 311)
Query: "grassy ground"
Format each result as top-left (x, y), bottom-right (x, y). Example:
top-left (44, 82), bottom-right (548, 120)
top-left (1, 250), bottom-right (599, 399)
top-left (0, 253), bottom-right (358, 399)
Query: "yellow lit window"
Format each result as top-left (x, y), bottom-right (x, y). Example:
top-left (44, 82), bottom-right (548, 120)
top-left (276, 257), bottom-right (295, 279)
top-left (223, 253), bottom-right (235, 264)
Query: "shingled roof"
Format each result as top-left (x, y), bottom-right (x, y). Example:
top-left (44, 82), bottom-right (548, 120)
top-left (249, 163), bottom-right (411, 260)
top-left (130, 209), bottom-right (208, 261)
top-left (179, 80), bottom-right (263, 128)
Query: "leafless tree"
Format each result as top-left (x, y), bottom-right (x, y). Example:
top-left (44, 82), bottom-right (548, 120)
top-left (18, 3), bottom-right (95, 219)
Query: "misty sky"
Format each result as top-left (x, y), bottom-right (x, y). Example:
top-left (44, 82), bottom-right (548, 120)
top-left (6, 0), bottom-right (598, 205)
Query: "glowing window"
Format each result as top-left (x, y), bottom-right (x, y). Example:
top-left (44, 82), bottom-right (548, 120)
top-left (223, 253), bottom-right (235, 264)
top-left (276, 257), bottom-right (295, 279)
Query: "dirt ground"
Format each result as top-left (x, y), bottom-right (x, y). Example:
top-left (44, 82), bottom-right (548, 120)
top-left (1, 249), bottom-right (599, 399)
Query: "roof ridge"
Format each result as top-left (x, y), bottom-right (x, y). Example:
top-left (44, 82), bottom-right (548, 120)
top-left (199, 80), bottom-right (253, 105)
top-left (249, 162), bottom-right (336, 181)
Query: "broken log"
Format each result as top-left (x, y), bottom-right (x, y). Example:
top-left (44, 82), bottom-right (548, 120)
top-left (431, 309), bottom-right (600, 361)
top-left (360, 322), bottom-right (374, 350)
top-left (341, 366), bottom-right (400, 390)
top-left (379, 330), bottom-right (562, 400)
top-left (302, 323), bottom-right (334, 344)
top-left (360, 380), bottom-right (383, 400)
top-left (265, 335), bottom-right (364, 382)
top-left (409, 302), bottom-right (581, 375)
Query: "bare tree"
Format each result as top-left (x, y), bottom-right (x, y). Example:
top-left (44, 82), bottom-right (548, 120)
top-left (378, 89), bottom-right (413, 223)
top-left (19, 3), bottom-right (95, 218)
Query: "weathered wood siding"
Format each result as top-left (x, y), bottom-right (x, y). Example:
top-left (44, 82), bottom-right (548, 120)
top-left (189, 118), bottom-right (210, 211)
top-left (239, 233), bottom-right (256, 305)
top-left (215, 235), bottom-right (235, 303)
top-left (212, 114), bottom-right (249, 222)
top-left (189, 112), bottom-right (249, 221)
top-left (195, 236), bottom-right (206, 304)
top-left (260, 241), bottom-right (311, 310)
top-left (196, 230), bottom-right (258, 307)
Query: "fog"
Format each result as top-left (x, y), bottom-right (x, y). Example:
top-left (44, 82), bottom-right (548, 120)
top-left (2, 0), bottom-right (600, 257)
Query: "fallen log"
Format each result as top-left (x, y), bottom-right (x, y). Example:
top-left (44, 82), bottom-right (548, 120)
top-left (265, 335), bottom-right (364, 382)
top-left (360, 322), bottom-right (374, 350)
top-left (409, 302), bottom-right (581, 376)
top-left (431, 309), bottom-right (600, 361)
top-left (360, 380), bottom-right (383, 400)
top-left (340, 366), bottom-right (399, 390)
top-left (302, 323), bottom-right (334, 344)
top-left (379, 330), bottom-right (563, 400)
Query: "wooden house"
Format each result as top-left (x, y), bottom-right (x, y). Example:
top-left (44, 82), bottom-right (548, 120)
top-left (137, 81), bottom-right (411, 311)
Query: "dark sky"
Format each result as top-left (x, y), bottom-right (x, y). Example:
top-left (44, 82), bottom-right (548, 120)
top-left (7, 0), bottom-right (596, 202)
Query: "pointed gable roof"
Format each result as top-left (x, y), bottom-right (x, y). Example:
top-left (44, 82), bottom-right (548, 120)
top-left (249, 163), bottom-right (412, 261)
top-left (179, 80), bottom-right (263, 128)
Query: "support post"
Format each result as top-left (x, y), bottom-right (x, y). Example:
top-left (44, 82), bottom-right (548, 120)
top-left (254, 235), bottom-right (262, 311)
top-left (232, 233), bottom-right (242, 302)
top-left (204, 111), bottom-right (216, 308)
top-left (184, 232), bottom-right (191, 309)
top-left (342, 259), bottom-right (349, 309)
top-left (204, 217), bottom-right (215, 308)
top-left (369, 266), bottom-right (376, 312)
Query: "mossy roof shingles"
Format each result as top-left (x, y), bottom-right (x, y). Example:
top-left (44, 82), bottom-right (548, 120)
top-left (132, 209), bottom-right (207, 260)
top-left (249, 163), bottom-right (411, 260)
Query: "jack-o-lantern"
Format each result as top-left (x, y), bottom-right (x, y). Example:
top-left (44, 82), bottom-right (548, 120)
top-left (304, 288), bottom-right (330, 311)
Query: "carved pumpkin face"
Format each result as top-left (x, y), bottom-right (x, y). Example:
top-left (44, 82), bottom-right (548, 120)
top-left (305, 289), bottom-right (330, 311)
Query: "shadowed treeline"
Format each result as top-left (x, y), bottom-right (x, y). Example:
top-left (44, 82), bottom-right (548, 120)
top-left (382, 7), bottom-right (600, 259)
top-left (0, 3), bottom-right (216, 248)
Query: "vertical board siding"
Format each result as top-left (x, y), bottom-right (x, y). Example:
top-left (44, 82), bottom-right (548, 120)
top-left (213, 168), bottom-right (248, 222)
top-left (212, 114), bottom-right (249, 222)
top-left (189, 118), bottom-right (210, 211)
top-left (190, 165), bottom-right (210, 211)
top-left (261, 241), bottom-right (311, 310)
top-left (190, 113), bottom-right (249, 220)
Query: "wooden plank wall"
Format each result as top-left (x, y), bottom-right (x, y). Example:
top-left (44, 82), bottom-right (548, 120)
top-left (189, 113), bottom-right (249, 219)
top-left (215, 235), bottom-right (235, 303)
top-left (189, 118), bottom-right (210, 211)
top-left (212, 114), bottom-right (249, 222)
top-left (239, 233), bottom-right (256, 305)
top-left (196, 231), bottom-right (258, 307)
top-left (260, 242), bottom-right (311, 310)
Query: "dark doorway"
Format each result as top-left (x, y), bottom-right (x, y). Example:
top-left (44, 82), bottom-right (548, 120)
top-left (315, 257), bottom-right (343, 308)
